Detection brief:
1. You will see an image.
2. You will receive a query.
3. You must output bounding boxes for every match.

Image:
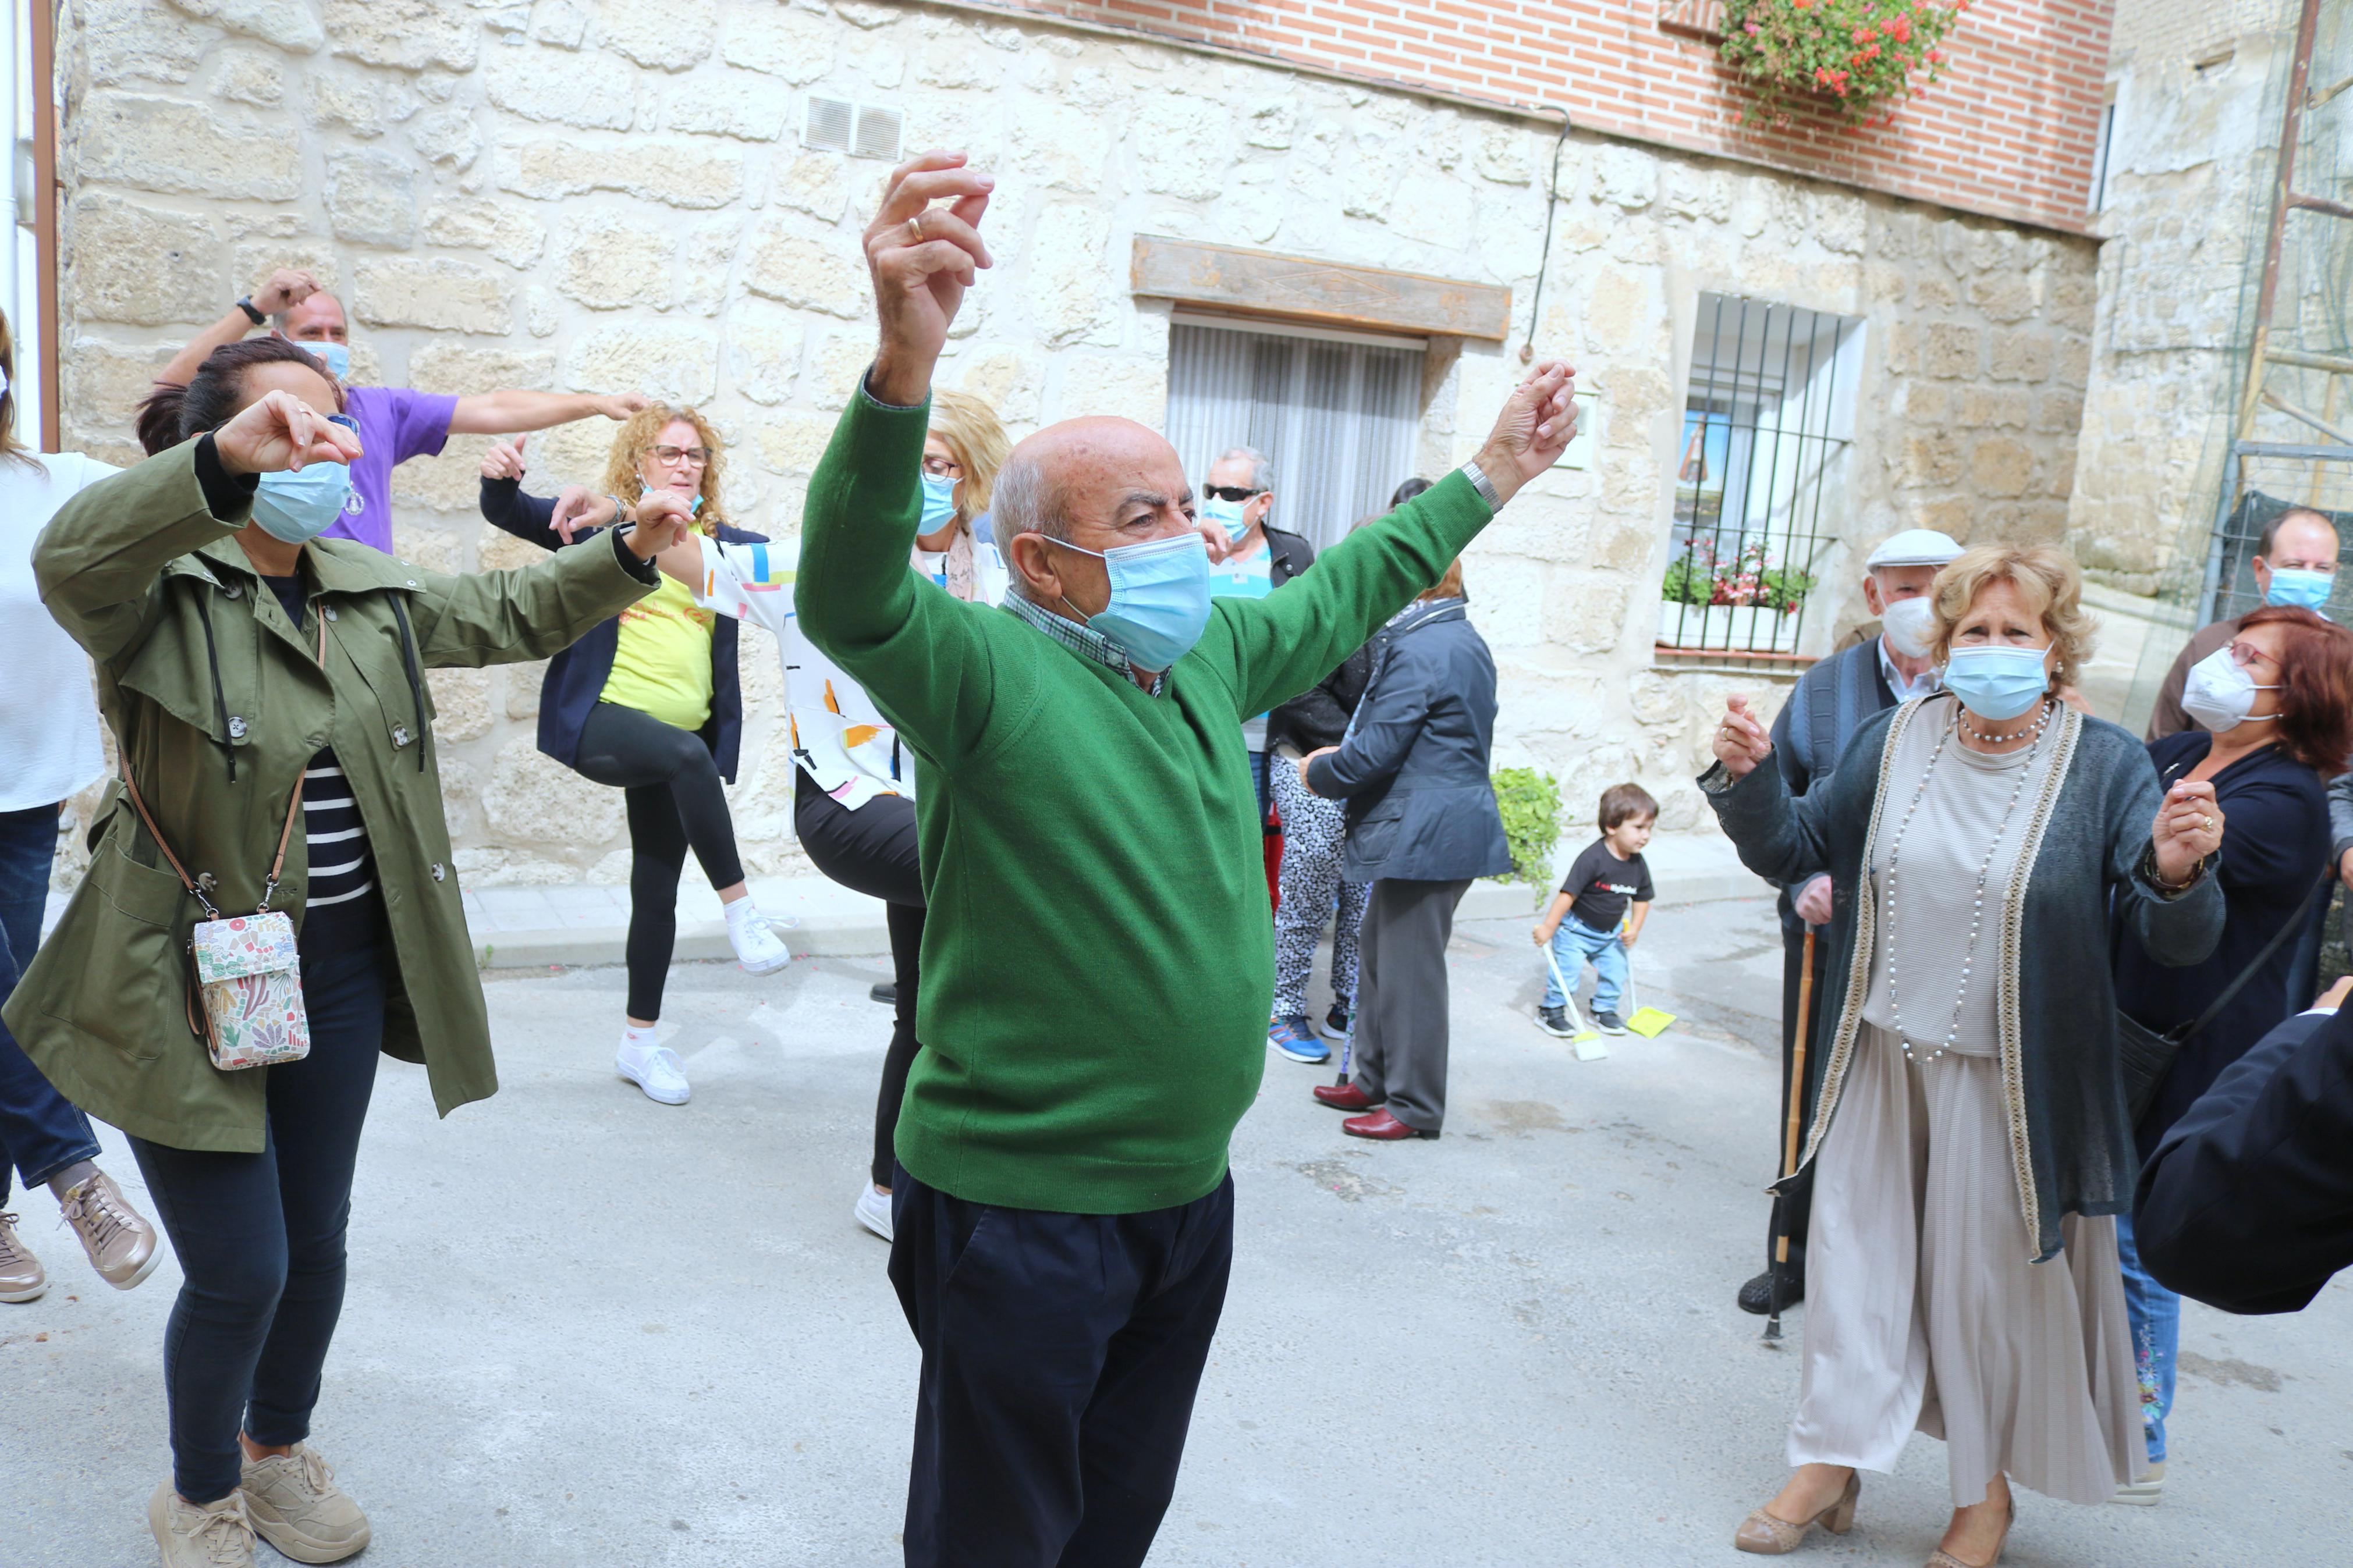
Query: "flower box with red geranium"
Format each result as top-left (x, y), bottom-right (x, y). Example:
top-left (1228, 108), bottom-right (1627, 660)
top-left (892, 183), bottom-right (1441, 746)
top-left (1719, 0), bottom-right (1965, 126)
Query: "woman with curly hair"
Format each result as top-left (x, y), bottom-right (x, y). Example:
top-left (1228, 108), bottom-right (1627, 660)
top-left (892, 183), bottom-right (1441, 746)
top-left (2110, 603), bottom-right (2353, 1499)
top-left (478, 405), bottom-right (790, 1107)
top-left (1705, 545), bottom-right (2224, 1567)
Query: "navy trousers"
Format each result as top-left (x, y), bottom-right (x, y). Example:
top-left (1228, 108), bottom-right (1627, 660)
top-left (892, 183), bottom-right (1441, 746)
top-left (130, 926), bottom-right (386, 1503)
top-left (890, 1165), bottom-right (1234, 1568)
top-left (0, 803), bottom-right (97, 1206)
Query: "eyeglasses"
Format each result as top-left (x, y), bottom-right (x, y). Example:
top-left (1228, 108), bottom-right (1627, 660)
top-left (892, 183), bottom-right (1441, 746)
top-left (650, 445), bottom-right (712, 465)
top-left (2227, 640), bottom-right (2281, 671)
top-left (921, 454), bottom-right (964, 478)
top-left (1202, 485), bottom-right (1264, 503)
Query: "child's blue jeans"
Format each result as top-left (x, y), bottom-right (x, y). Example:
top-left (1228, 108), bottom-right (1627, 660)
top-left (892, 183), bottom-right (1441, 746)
top-left (1543, 916), bottom-right (1627, 1015)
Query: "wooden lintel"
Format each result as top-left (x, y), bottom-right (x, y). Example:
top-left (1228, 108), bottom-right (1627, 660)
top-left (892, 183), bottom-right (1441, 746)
top-left (1130, 236), bottom-right (1511, 342)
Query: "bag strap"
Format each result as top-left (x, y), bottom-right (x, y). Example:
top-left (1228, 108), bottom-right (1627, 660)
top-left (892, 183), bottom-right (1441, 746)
top-left (2166, 867), bottom-right (2334, 1046)
top-left (120, 602), bottom-right (326, 920)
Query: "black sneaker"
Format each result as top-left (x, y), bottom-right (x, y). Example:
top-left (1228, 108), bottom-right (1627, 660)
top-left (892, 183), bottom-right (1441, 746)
top-left (1320, 1003), bottom-right (1352, 1041)
top-left (869, 982), bottom-right (897, 1007)
top-left (1535, 1004), bottom-right (1573, 1037)
top-left (1738, 1267), bottom-right (1804, 1315)
top-left (1594, 1011), bottom-right (1628, 1036)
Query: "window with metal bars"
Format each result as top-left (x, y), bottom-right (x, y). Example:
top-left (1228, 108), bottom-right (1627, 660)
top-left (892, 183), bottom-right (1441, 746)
top-left (1658, 294), bottom-right (1862, 660)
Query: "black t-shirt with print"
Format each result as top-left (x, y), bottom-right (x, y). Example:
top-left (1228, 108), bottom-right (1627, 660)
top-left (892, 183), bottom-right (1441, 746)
top-left (1560, 838), bottom-right (1653, 931)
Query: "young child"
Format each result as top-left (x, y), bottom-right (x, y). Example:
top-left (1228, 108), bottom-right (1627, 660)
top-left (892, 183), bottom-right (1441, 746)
top-left (1534, 783), bottom-right (1657, 1036)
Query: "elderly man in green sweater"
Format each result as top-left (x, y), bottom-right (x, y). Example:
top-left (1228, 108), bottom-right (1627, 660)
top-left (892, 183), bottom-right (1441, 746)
top-left (799, 151), bottom-right (1576, 1568)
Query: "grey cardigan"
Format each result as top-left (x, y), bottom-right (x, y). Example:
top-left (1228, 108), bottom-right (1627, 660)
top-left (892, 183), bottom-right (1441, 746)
top-left (1702, 695), bottom-right (2224, 1262)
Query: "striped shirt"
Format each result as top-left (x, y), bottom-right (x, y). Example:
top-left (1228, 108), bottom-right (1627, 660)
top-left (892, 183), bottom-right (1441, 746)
top-left (1003, 592), bottom-right (1166, 696)
top-left (261, 574), bottom-right (382, 941)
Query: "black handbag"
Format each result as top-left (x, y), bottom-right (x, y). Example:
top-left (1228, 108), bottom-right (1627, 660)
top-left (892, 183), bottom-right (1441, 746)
top-left (2116, 870), bottom-right (2333, 1123)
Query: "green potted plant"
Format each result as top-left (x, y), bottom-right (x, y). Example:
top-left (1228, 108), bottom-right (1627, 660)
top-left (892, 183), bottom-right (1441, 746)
top-left (1719, 0), bottom-right (1965, 127)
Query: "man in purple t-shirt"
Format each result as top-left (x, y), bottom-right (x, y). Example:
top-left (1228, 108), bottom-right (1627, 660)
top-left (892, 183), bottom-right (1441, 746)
top-left (157, 269), bottom-right (646, 553)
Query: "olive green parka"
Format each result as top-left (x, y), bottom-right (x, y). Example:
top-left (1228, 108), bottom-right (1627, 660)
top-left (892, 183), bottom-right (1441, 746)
top-left (2, 438), bottom-right (655, 1152)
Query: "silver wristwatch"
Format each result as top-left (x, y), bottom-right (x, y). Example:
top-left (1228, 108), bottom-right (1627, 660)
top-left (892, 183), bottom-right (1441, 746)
top-left (1459, 458), bottom-right (1500, 510)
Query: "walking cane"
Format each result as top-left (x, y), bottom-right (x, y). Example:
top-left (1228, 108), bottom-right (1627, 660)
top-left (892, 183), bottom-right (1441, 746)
top-left (1765, 927), bottom-right (1816, 1346)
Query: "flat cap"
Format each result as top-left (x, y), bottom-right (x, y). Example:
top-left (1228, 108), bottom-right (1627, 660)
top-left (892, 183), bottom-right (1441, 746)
top-left (1865, 528), bottom-right (1965, 568)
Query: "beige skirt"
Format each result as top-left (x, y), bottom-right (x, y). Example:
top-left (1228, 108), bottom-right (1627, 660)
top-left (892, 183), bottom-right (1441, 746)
top-left (1787, 1025), bottom-right (2143, 1506)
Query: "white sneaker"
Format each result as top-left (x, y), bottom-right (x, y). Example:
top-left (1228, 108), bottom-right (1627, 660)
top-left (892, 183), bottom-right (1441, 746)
top-left (853, 1182), bottom-right (893, 1242)
top-left (616, 1038), bottom-right (691, 1105)
top-left (726, 902), bottom-right (792, 975)
top-left (2111, 1459), bottom-right (2166, 1505)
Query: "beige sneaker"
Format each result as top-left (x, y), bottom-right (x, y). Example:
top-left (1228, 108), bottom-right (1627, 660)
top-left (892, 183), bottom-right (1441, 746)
top-left (240, 1443), bottom-right (371, 1563)
top-left (59, 1169), bottom-right (161, 1290)
top-left (0, 1211), bottom-right (45, 1302)
top-left (148, 1480), bottom-right (254, 1567)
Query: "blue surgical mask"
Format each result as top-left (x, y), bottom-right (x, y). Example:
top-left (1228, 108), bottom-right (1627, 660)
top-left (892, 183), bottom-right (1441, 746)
top-left (304, 341), bottom-right (350, 381)
top-left (919, 472), bottom-right (957, 532)
top-left (2264, 566), bottom-right (2333, 611)
top-left (1942, 644), bottom-right (2051, 721)
top-left (250, 415), bottom-right (361, 544)
top-left (1199, 495), bottom-right (1251, 545)
top-left (1052, 531), bottom-right (1213, 670)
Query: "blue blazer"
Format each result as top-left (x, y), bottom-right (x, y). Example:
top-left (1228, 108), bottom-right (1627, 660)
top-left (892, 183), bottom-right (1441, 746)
top-left (1305, 597), bottom-right (1510, 883)
top-left (479, 477), bottom-right (766, 782)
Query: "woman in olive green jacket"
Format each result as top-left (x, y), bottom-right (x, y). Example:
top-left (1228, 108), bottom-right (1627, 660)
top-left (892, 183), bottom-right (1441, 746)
top-left (2, 335), bottom-right (684, 1568)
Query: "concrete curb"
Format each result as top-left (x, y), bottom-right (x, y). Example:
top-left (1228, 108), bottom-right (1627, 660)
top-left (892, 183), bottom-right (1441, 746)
top-left (467, 837), bottom-right (1769, 970)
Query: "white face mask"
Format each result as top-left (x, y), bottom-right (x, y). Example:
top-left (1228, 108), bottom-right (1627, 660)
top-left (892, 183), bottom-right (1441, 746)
top-left (2180, 646), bottom-right (2281, 733)
top-left (1879, 595), bottom-right (1937, 659)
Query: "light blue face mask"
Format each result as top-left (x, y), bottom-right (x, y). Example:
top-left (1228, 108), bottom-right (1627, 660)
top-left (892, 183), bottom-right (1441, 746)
top-left (1199, 495), bottom-right (1251, 545)
top-left (2264, 566), bottom-right (2333, 611)
top-left (919, 472), bottom-right (957, 533)
top-left (1051, 531), bottom-right (1213, 670)
top-left (1942, 644), bottom-right (2051, 721)
top-left (301, 340), bottom-right (351, 381)
top-left (250, 415), bottom-right (362, 544)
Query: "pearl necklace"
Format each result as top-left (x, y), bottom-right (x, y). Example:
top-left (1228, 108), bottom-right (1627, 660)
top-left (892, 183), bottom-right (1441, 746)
top-left (1877, 700), bottom-right (2053, 1064)
top-left (1954, 702), bottom-right (2053, 748)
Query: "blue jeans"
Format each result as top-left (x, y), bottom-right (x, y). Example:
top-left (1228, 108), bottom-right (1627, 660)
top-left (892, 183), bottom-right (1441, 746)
top-left (0, 803), bottom-right (97, 1206)
top-left (2116, 1207), bottom-right (2177, 1463)
top-left (1543, 916), bottom-right (1628, 1016)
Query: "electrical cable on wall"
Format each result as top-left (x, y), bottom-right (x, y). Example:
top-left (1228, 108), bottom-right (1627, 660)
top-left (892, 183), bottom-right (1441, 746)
top-left (1520, 109), bottom-right (1573, 364)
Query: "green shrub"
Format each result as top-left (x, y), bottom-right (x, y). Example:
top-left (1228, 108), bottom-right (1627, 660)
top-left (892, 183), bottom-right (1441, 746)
top-left (1492, 767), bottom-right (1563, 887)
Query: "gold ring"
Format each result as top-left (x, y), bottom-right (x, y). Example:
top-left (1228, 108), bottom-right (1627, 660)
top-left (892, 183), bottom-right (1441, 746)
top-left (907, 214), bottom-right (924, 243)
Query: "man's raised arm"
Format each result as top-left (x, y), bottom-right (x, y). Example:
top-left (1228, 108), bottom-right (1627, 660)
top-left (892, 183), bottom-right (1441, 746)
top-left (1225, 362), bottom-right (1578, 721)
top-left (794, 152), bottom-right (999, 755)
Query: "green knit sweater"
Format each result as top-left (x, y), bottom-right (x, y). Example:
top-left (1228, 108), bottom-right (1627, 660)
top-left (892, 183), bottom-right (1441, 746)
top-left (797, 386), bottom-right (1496, 1213)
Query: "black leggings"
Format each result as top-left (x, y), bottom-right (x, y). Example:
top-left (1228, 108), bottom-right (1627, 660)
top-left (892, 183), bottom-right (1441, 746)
top-left (130, 925), bottom-right (386, 1504)
top-left (794, 770), bottom-right (925, 1188)
top-left (573, 702), bottom-right (747, 1021)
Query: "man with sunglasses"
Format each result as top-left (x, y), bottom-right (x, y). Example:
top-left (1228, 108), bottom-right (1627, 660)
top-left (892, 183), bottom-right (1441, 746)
top-left (1200, 448), bottom-right (1314, 821)
top-left (155, 269), bottom-right (650, 554)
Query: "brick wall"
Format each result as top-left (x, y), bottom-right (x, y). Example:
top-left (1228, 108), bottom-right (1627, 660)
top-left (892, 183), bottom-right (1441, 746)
top-left (966, 0), bottom-right (2113, 231)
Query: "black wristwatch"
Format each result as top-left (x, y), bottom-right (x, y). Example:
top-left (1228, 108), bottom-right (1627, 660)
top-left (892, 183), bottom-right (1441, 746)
top-left (236, 297), bottom-right (265, 326)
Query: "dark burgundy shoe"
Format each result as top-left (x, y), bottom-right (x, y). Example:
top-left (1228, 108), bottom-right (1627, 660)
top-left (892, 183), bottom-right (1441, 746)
top-left (1341, 1109), bottom-right (1436, 1140)
top-left (1312, 1082), bottom-right (1380, 1112)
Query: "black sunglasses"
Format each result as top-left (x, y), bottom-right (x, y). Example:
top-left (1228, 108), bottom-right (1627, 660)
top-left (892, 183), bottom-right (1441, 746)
top-left (1202, 485), bottom-right (1264, 503)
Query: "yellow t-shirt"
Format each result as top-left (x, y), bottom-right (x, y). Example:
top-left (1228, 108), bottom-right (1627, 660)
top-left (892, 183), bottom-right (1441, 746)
top-left (599, 571), bottom-right (718, 731)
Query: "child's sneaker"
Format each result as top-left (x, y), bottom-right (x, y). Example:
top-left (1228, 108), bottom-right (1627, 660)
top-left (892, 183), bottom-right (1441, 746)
top-left (1535, 1004), bottom-right (1574, 1037)
top-left (1593, 1011), bottom-right (1628, 1036)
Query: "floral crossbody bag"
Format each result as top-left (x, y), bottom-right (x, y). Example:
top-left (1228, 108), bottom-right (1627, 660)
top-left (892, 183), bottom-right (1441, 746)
top-left (120, 613), bottom-right (322, 1072)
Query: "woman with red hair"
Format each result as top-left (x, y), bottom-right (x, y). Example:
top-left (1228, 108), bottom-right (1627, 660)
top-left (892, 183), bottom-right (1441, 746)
top-left (2111, 602), bottom-right (2353, 1499)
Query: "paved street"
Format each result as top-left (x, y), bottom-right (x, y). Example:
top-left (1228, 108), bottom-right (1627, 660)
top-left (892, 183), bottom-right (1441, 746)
top-left (7, 896), bottom-right (2348, 1566)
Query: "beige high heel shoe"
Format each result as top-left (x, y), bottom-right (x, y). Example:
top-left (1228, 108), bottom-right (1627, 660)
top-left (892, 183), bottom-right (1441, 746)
top-left (1925, 1498), bottom-right (2014, 1567)
top-left (1734, 1470), bottom-right (1860, 1554)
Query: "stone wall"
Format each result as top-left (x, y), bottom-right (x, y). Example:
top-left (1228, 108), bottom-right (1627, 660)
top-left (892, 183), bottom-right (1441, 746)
top-left (54, 0), bottom-right (2096, 880)
top-left (2065, 1), bottom-right (2298, 593)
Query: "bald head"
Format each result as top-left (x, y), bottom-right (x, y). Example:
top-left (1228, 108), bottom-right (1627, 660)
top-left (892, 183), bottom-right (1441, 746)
top-left (997, 416), bottom-right (1198, 610)
top-left (275, 291), bottom-right (348, 343)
